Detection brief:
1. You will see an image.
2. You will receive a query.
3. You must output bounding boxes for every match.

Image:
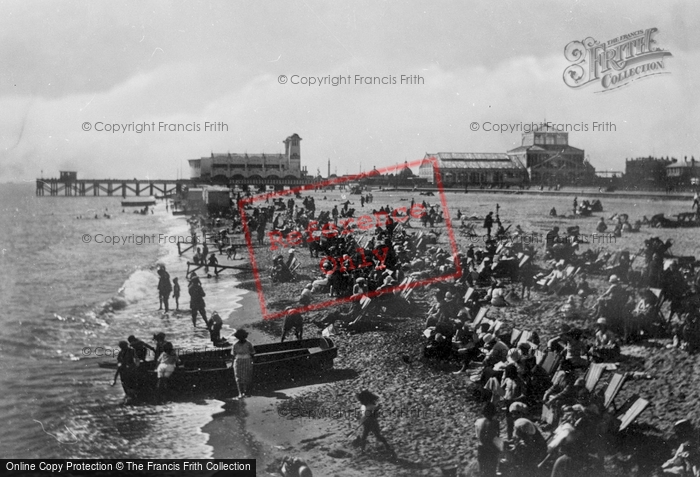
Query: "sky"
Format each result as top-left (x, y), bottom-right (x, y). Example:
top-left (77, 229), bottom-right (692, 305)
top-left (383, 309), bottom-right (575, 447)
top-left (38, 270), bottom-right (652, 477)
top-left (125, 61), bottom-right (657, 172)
top-left (1, 0), bottom-right (698, 182)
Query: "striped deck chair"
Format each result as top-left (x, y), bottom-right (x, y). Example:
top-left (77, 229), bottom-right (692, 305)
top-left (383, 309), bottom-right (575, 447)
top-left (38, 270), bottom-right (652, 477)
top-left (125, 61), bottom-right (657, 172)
top-left (393, 278), bottom-right (408, 296)
top-left (360, 296), bottom-right (372, 310)
top-left (289, 257), bottom-right (301, 274)
top-left (541, 351), bottom-right (562, 375)
top-left (519, 255), bottom-right (530, 268)
top-left (603, 373), bottom-right (628, 410)
top-left (616, 395), bottom-right (649, 432)
top-left (583, 362), bottom-right (606, 392)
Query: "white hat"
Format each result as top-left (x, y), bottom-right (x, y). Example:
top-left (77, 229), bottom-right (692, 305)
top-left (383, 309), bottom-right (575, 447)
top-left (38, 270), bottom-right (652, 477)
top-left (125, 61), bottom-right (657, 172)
top-left (609, 275), bottom-right (619, 284)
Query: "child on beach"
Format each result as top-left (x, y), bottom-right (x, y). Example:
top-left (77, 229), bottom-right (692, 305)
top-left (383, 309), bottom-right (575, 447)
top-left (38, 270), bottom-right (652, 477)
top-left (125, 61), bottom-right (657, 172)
top-left (172, 278), bottom-right (180, 311)
top-left (354, 390), bottom-right (395, 457)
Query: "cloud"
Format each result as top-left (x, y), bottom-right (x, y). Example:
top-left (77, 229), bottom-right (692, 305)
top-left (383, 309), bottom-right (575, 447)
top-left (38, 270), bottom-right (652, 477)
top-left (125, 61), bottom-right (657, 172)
top-left (0, 5), bottom-right (698, 182)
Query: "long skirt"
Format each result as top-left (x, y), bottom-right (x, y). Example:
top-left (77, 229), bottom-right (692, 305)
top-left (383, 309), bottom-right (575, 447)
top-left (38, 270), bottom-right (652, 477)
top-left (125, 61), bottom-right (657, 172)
top-left (234, 357), bottom-right (253, 389)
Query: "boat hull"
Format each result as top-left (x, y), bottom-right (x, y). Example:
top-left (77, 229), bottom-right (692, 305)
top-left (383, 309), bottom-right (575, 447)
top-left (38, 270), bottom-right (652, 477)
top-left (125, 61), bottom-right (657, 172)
top-left (114, 338), bottom-right (337, 401)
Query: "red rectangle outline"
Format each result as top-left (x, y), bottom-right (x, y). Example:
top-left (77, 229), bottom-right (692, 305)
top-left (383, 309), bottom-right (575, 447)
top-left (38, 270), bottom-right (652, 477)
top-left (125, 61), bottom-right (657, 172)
top-left (238, 157), bottom-right (462, 320)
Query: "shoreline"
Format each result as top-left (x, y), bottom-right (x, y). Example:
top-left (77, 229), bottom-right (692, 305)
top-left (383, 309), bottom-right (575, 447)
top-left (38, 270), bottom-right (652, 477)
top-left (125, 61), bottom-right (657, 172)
top-left (202, 274), bottom-right (365, 476)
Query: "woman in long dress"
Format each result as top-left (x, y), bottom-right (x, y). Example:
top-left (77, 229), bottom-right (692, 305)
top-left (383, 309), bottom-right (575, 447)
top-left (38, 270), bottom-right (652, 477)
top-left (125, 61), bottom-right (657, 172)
top-left (232, 329), bottom-right (255, 398)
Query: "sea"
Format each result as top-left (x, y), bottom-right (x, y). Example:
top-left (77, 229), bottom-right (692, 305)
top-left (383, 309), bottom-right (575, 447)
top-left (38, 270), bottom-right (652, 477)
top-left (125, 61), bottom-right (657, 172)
top-left (0, 183), bottom-right (250, 458)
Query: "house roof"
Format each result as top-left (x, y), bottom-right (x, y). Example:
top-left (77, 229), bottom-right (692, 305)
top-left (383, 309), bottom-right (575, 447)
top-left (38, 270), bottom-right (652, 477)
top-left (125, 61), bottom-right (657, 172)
top-left (666, 161), bottom-right (698, 168)
top-left (423, 153), bottom-right (525, 170)
top-left (507, 144), bottom-right (584, 154)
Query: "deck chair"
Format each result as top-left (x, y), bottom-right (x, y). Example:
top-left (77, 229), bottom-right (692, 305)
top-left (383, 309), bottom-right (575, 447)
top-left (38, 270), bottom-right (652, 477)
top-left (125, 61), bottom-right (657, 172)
top-left (510, 328), bottom-right (522, 346)
top-left (490, 320), bottom-right (504, 335)
top-left (649, 287), bottom-right (666, 321)
top-left (583, 362), bottom-right (606, 392)
top-left (472, 307), bottom-right (488, 328)
top-left (360, 296), bottom-right (372, 310)
top-left (518, 330), bottom-right (533, 346)
top-left (289, 257), bottom-right (301, 275)
top-left (464, 287), bottom-right (475, 304)
top-left (401, 278), bottom-right (415, 297)
top-left (603, 373), bottom-right (628, 410)
top-left (519, 255), bottom-right (530, 268)
top-left (541, 351), bottom-right (562, 375)
top-left (616, 395), bottom-right (649, 432)
top-left (535, 349), bottom-right (548, 366)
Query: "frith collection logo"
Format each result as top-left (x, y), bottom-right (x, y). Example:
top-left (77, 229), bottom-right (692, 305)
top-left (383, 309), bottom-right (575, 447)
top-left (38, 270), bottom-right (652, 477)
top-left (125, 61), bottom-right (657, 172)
top-left (563, 28), bottom-right (673, 92)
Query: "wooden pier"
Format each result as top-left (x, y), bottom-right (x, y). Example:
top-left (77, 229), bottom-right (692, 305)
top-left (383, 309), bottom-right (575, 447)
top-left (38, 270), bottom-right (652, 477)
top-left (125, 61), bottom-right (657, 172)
top-left (36, 174), bottom-right (188, 197)
top-left (36, 171), bottom-right (314, 197)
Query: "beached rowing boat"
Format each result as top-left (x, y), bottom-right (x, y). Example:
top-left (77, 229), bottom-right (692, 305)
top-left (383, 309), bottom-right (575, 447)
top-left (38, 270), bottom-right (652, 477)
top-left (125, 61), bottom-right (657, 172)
top-left (99, 337), bottom-right (337, 401)
top-left (121, 197), bottom-right (157, 207)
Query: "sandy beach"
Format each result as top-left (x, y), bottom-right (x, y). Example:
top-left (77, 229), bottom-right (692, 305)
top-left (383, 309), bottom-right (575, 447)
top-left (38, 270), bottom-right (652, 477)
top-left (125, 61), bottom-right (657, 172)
top-left (196, 189), bottom-right (700, 477)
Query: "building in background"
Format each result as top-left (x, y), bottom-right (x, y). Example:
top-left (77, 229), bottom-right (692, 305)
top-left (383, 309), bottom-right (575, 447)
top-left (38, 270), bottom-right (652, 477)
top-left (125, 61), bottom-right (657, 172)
top-left (506, 129), bottom-right (595, 186)
top-left (666, 157), bottom-right (700, 186)
top-left (624, 156), bottom-right (674, 188)
top-left (419, 153), bottom-right (527, 186)
top-left (188, 133), bottom-right (307, 182)
top-left (419, 128), bottom-right (595, 187)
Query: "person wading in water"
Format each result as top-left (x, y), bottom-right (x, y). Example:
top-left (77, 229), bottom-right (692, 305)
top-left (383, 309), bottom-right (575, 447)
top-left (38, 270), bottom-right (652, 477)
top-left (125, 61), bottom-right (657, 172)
top-left (188, 272), bottom-right (208, 328)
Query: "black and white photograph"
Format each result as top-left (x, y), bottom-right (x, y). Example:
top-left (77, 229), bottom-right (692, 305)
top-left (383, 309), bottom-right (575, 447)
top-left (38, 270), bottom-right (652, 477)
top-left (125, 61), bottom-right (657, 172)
top-left (1, 1), bottom-right (699, 476)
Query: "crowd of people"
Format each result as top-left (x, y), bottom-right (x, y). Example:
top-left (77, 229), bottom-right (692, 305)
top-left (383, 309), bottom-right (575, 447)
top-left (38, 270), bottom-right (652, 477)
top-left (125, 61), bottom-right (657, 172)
top-left (237, 189), bottom-right (700, 474)
top-left (109, 189), bottom-right (700, 473)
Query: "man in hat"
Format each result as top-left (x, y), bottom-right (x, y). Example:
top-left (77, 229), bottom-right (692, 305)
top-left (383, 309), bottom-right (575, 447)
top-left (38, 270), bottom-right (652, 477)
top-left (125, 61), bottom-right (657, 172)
top-left (589, 317), bottom-right (620, 362)
top-left (594, 274), bottom-right (626, 318)
top-left (442, 291), bottom-right (461, 319)
top-left (188, 272), bottom-right (208, 328)
top-left (482, 334), bottom-right (508, 368)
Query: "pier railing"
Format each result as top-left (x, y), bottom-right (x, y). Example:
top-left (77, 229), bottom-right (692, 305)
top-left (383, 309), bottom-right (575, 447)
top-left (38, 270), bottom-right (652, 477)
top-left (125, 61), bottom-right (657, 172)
top-left (35, 178), bottom-right (187, 197)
